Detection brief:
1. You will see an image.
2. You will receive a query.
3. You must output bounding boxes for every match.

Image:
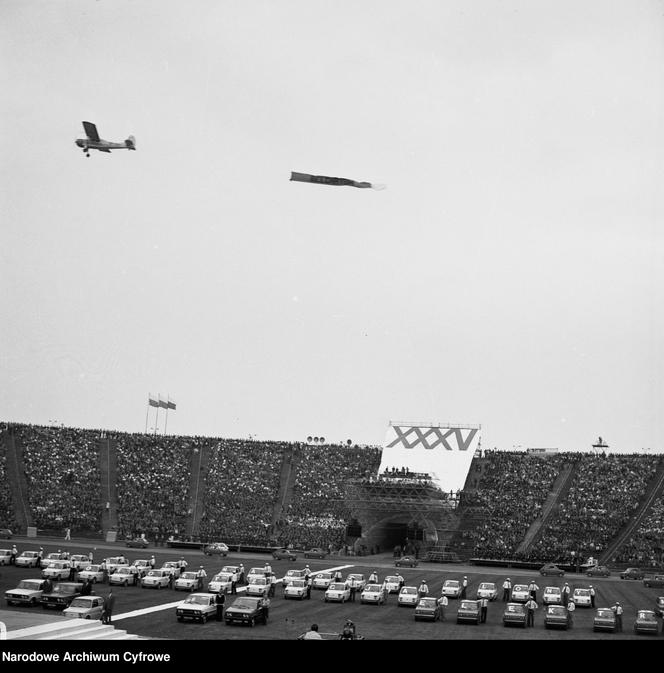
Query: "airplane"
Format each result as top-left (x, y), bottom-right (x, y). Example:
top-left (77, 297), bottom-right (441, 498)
top-left (75, 121), bottom-right (136, 157)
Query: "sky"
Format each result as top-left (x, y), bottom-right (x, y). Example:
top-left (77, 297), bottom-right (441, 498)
top-left (2, 1), bottom-right (663, 480)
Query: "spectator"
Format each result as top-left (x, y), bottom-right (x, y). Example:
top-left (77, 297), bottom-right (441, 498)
top-left (303, 623), bottom-right (322, 640)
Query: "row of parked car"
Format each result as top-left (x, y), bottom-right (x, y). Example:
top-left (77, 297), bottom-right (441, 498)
top-left (534, 562), bottom-right (664, 586)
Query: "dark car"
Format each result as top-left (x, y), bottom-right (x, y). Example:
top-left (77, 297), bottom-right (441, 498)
top-left (586, 565), bottom-right (611, 578)
top-left (643, 574), bottom-right (664, 588)
top-left (620, 567), bottom-right (645, 580)
top-left (203, 542), bottom-right (229, 557)
top-left (593, 607), bottom-right (617, 632)
top-left (544, 605), bottom-right (570, 630)
top-left (125, 538), bottom-right (150, 549)
top-left (395, 555), bottom-right (418, 568)
top-left (224, 596), bottom-right (268, 627)
top-left (414, 597), bottom-right (441, 621)
top-left (0, 528), bottom-right (12, 539)
top-left (456, 599), bottom-right (481, 625)
top-left (539, 563), bottom-right (565, 577)
top-left (40, 582), bottom-right (84, 610)
top-left (634, 609), bottom-right (659, 635)
top-left (303, 548), bottom-right (328, 559)
top-left (503, 602), bottom-right (527, 628)
top-left (272, 548), bottom-right (297, 561)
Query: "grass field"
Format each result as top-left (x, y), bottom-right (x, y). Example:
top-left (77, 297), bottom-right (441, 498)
top-left (1, 538), bottom-right (661, 641)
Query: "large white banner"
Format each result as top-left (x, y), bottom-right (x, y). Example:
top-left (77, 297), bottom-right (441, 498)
top-left (380, 423), bottom-right (481, 494)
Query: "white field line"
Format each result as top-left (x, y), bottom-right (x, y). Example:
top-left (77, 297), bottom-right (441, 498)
top-left (112, 564), bottom-right (355, 622)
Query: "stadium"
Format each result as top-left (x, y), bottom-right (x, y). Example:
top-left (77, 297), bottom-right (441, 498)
top-left (1, 420), bottom-right (663, 642)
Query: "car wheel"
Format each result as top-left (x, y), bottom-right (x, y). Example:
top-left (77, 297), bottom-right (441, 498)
top-left (85, 615), bottom-right (91, 619)
top-left (249, 617), bottom-right (255, 627)
top-left (157, 584), bottom-right (162, 590)
top-left (123, 580), bottom-right (128, 587)
top-left (177, 616), bottom-right (183, 622)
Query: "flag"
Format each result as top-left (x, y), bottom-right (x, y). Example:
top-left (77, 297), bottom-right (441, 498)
top-left (290, 171), bottom-right (384, 190)
top-left (158, 396), bottom-right (168, 409)
top-left (148, 395), bottom-right (158, 408)
top-left (167, 399), bottom-right (176, 410)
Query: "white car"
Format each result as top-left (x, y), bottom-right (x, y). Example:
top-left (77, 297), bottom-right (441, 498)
top-left (63, 595), bottom-right (105, 620)
top-left (175, 593), bottom-right (217, 623)
top-left (383, 576), bottom-right (404, 594)
top-left (103, 556), bottom-right (129, 574)
top-left (346, 574), bottom-right (367, 591)
top-left (572, 588), bottom-right (592, 607)
top-left (442, 579), bottom-right (462, 598)
top-left (543, 586), bottom-right (562, 605)
top-left (130, 560), bottom-right (152, 578)
top-left (0, 549), bottom-right (12, 565)
top-left (325, 582), bottom-right (351, 603)
top-left (247, 567), bottom-right (268, 584)
top-left (174, 571), bottom-right (205, 592)
top-left (511, 584), bottom-right (531, 602)
top-left (207, 572), bottom-right (233, 594)
top-left (5, 579), bottom-right (47, 606)
top-left (360, 583), bottom-right (387, 605)
top-left (15, 551), bottom-right (42, 568)
top-left (246, 577), bottom-right (270, 597)
top-left (476, 582), bottom-right (498, 601)
top-left (78, 565), bottom-right (104, 583)
top-left (69, 555), bottom-right (90, 571)
top-left (42, 561), bottom-right (71, 581)
top-left (221, 565), bottom-right (242, 583)
top-left (282, 569), bottom-right (307, 588)
top-left (42, 552), bottom-right (67, 568)
top-left (142, 569), bottom-right (171, 589)
top-left (109, 566), bottom-right (140, 586)
top-left (160, 562), bottom-right (182, 579)
top-left (398, 586), bottom-right (420, 606)
top-left (284, 578), bottom-right (307, 600)
top-left (312, 572), bottom-right (334, 590)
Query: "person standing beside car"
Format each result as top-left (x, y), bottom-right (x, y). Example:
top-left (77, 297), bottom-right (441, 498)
top-left (437, 593), bottom-right (448, 621)
top-left (501, 578), bottom-right (511, 602)
top-left (215, 590), bottom-right (225, 621)
top-left (589, 585), bottom-right (596, 608)
top-left (525, 597), bottom-right (538, 628)
top-left (479, 596), bottom-right (489, 623)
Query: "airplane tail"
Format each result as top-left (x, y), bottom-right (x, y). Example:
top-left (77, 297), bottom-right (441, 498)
top-left (126, 135), bottom-right (136, 150)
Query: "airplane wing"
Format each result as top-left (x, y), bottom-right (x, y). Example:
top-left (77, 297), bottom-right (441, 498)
top-left (82, 121), bottom-right (100, 142)
top-left (98, 148), bottom-right (111, 152)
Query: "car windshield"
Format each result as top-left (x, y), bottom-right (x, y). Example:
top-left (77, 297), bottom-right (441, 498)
top-left (181, 573), bottom-right (197, 580)
top-left (329, 583), bottom-right (346, 591)
top-left (317, 573), bottom-right (333, 580)
top-left (83, 565), bottom-right (100, 572)
top-left (597, 609), bottom-right (614, 618)
top-left (386, 576), bottom-right (399, 583)
top-left (212, 574), bottom-right (230, 582)
top-left (444, 580), bottom-right (459, 587)
top-left (460, 600), bottom-right (477, 609)
top-left (47, 554), bottom-right (62, 559)
top-left (513, 585), bottom-right (528, 591)
top-left (17, 580), bottom-right (42, 590)
top-left (546, 587), bottom-right (561, 594)
top-left (290, 580), bottom-right (306, 588)
top-left (23, 552), bottom-right (38, 558)
top-left (548, 606), bottom-right (566, 615)
top-left (418, 598), bottom-right (436, 608)
top-left (250, 578), bottom-right (266, 585)
top-left (402, 587), bottom-right (417, 594)
top-left (147, 571), bottom-right (163, 577)
top-left (479, 583), bottom-right (495, 590)
top-left (250, 568), bottom-right (264, 575)
top-left (69, 598), bottom-right (92, 608)
top-left (506, 604), bottom-right (524, 613)
top-left (51, 584), bottom-right (77, 594)
top-left (365, 585), bottom-right (381, 592)
top-left (222, 567), bottom-right (238, 573)
top-left (184, 595), bottom-right (209, 605)
top-left (51, 562), bottom-right (67, 569)
top-left (638, 611), bottom-right (654, 619)
top-left (348, 575), bottom-right (363, 581)
top-left (574, 589), bottom-right (590, 596)
top-left (286, 570), bottom-right (303, 577)
top-left (163, 562), bottom-right (178, 568)
top-left (116, 568), bottom-right (131, 575)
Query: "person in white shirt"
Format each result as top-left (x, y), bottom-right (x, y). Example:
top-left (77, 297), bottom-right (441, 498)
top-left (303, 623), bottom-right (323, 640)
top-left (437, 593), bottom-right (448, 621)
top-left (501, 578), bottom-right (512, 602)
top-left (567, 599), bottom-right (576, 628)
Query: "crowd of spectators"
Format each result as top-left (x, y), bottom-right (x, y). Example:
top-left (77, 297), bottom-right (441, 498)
top-left (0, 428), bottom-right (19, 532)
top-left (615, 496), bottom-right (664, 567)
top-left (114, 432), bottom-right (195, 538)
top-left (457, 451), bottom-right (567, 559)
top-left (197, 438), bottom-right (285, 545)
top-left (277, 445), bottom-right (382, 551)
top-left (12, 423), bottom-right (103, 532)
top-left (529, 453), bottom-right (661, 563)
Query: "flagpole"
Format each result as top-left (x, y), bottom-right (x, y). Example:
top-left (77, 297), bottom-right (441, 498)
top-left (155, 402), bottom-right (159, 435)
top-left (164, 393), bottom-right (169, 436)
top-left (145, 395), bottom-right (150, 434)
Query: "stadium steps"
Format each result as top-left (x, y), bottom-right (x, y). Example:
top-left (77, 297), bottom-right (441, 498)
top-left (599, 459), bottom-right (664, 565)
top-left (515, 461), bottom-right (576, 556)
top-left (272, 444), bottom-right (296, 533)
top-left (183, 442), bottom-right (212, 538)
top-left (99, 436), bottom-right (119, 532)
top-left (7, 619), bottom-right (140, 640)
